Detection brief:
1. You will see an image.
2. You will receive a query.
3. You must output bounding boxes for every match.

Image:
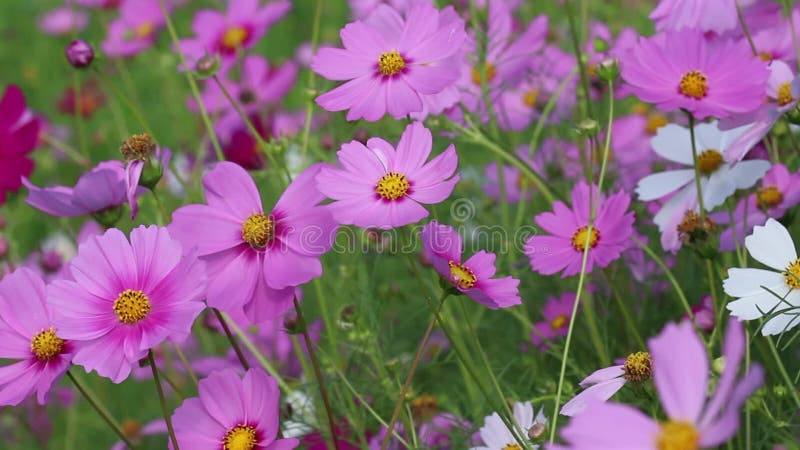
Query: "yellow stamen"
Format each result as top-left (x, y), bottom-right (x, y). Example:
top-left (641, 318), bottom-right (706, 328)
top-left (135, 22), bottom-right (154, 39)
top-left (471, 62), bottom-right (496, 85)
top-left (646, 113), bottom-right (668, 135)
top-left (375, 172), bottom-right (410, 200)
top-left (221, 26), bottom-right (248, 51)
top-left (377, 50), bottom-right (406, 76)
top-left (448, 261), bottom-right (477, 289)
top-left (656, 421), bottom-right (699, 450)
top-left (571, 226), bottom-right (599, 252)
top-left (523, 88), bottom-right (540, 107)
top-left (241, 213), bottom-right (274, 249)
top-left (551, 314), bottom-right (568, 330)
top-left (757, 185), bottom-right (783, 209)
top-left (679, 70), bottom-right (708, 99)
top-left (623, 351), bottom-right (652, 382)
top-left (223, 424), bottom-right (258, 450)
top-left (30, 327), bottom-right (65, 361)
top-left (696, 150), bottom-right (723, 175)
top-left (784, 259), bottom-right (800, 289)
top-left (502, 445), bottom-right (522, 450)
top-left (411, 394), bottom-right (438, 421)
top-left (777, 82), bottom-right (794, 107)
top-left (759, 51), bottom-right (773, 62)
top-left (113, 289), bottom-right (151, 324)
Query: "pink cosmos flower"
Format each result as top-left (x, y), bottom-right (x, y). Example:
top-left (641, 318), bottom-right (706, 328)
top-left (621, 29), bottom-right (769, 120)
top-left (0, 267), bottom-right (73, 406)
top-left (23, 161), bottom-right (134, 219)
top-left (311, 2), bottom-right (466, 121)
top-left (530, 291), bottom-right (577, 351)
top-left (316, 122), bottom-right (459, 229)
top-left (0, 85), bottom-right (40, 207)
top-left (649, 0), bottom-right (739, 34)
top-left (169, 162), bottom-right (337, 323)
top-left (102, 0), bottom-right (165, 57)
top-left (177, 0), bottom-right (291, 67)
top-left (420, 221), bottom-right (521, 309)
top-left (553, 320), bottom-right (763, 450)
top-left (38, 7), bottom-right (88, 36)
top-left (172, 368), bottom-right (298, 450)
top-left (525, 181), bottom-right (635, 277)
top-left (48, 226), bottom-right (207, 383)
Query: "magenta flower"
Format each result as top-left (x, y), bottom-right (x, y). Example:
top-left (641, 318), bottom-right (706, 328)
top-left (169, 162), bottom-right (337, 323)
top-left (177, 0), bottom-right (290, 67)
top-left (316, 122), bottom-right (459, 229)
top-left (311, 2), bottom-right (466, 121)
top-left (553, 320), bottom-right (763, 449)
top-left (23, 161), bottom-right (133, 218)
top-left (420, 221), bottom-right (521, 309)
top-left (102, 0), bottom-right (165, 57)
top-left (171, 368), bottom-right (298, 450)
top-left (525, 181), bottom-right (635, 277)
top-left (621, 29), bottom-right (768, 119)
top-left (649, 0), bottom-right (739, 34)
top-left (48, 226), bottom-right (206, 383)
top-left (0, 267), bottom-right (73, 406)
top-left (0, 85), bottom-right (40, 207)
top-left (530, 291), bottom-right (578, 351)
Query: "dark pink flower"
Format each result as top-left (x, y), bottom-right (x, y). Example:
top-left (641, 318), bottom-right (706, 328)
top-left (0, 85), bottom-right (40, 206)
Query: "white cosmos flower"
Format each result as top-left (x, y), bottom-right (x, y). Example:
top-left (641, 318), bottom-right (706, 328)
top-left (470, 401), bottom-right (547, 450)
top-left (635, 121), bottom-right (771, 251)
top-left (724, 218), bottom-right (800, 335)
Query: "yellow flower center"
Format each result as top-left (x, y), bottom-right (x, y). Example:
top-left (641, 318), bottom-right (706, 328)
top-left (375, 172), bottom-right (410, 200)
top-left (378, 50), bottom-right (406, 76)
top-left (784, 259), bottom-right (800, 289)
top-left (114, 289), bottom-right (152, 324)
top-left (448, 261), bottom-right (477, 289)
top-left (471, 62), bottom-right (496, 85)
top-left (777, 82), bottom-right (794, 107)
top-left (135, 22), bottom-right (154, 39)
top-left (551, 314), bottom-right (568, 330)
top-left (646, 113), bottom-right (668, 135)
top-left (623, 351), bottom-right (652, 382)
top-left (223, 424), bottom-right (258, 450)
top-left (523, 88), bottom-right (540, 107)
top-left (759, 51), bottom-right (773, 62)
top-left (757, 185), bottom-right (783, 209)
top-left (696, 149), bottom-right (724, 175)
top-left (571, 226), bottom-right (600, 252)
top-left (656, 421), bottom-right (699, 450)
top-left (679, 70), bottom-right (708, 99)
top-left (411, 394), bottom-right (438, 421)
top-left (241, 213), bottom-right (274, 249)
top-left (221, 26), bottom-right (249, 51)
top-left (122, 419), bottom-right (142, 439)
top-left (502, 445), bottom-right (522, 450)
top-left (30, 327), bottom-right (65, 361)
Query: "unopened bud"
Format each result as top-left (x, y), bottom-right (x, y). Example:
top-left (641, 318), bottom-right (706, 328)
top-left (528, 422), bottom-right (547, 440)
top-left (65, 39), bottom-right (94, 69)
top-left (283, 311), bottom-right (303, 334)
top-left (594, 58), bottom-right (619, 82)
top-left (195, 55), bottom-right (220, 78)
top-left (575, 118), bottom-right (599, 137)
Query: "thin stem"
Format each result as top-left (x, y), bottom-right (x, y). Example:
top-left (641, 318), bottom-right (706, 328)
top-left (766, 335), bottom-right (800, 409)
top-left (687, 113), bottom-right (707, 220)
top-left (300, 0), bottom-right (323, 165)
top-left (41, 134), bottom-right (90, 167)
top-left (603, 270), bottom-right (645, 349)
top-left (528, 68), bottom-right (578, 156)
top-left (149, 350), bottom-right (180, 450)
top-left (631, 235), bottom-right (696, 323)
top-left (549, 80), bottom-right (615, 442)
top-left (563, 0), bottom-right (593, 119)
top-left (735, 0), bottom-right (758, 55)
top-left (293, 297), bottom-right (341, 450)
top-left (212, 308), bottom-right (250, 370)
top-left (67, 370), bottom-right (136, 449)
top-left (381, 294), bottom-right (447, 450)
top-left (172, 341), bottom-right (199, 387)
top-left (157, 0), bottom-right (224, 161)
top-left (223, 312), bottom-right (292, 393)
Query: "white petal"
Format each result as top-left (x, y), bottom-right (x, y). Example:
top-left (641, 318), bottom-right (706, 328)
top-left (653, 184), bottom-right (697, 230)
top-left (727, 289), bottom-right (785, 320)
top-left (636, 170), bottom-right (695, 201)
top-left (717, 123), bottom-right (751, 151)
top-left (729, 160), bottom-right (771, 190)
top-left (693, 121), bottom-right (726, 152)
top-left (745, 218), bottom-right (798, 270)
top-left (703, 167), bottom-right (737, 210)
top-left (651, 123), bottom-right (694, 165)
top-left (761, 311), bottom-right (800, 336)
top-left (723, 268), bottom-right (786, 297)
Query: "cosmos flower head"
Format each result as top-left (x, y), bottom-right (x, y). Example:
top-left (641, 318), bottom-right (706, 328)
top-left (525, 180), bottom-right (635, 277)
top-left (102, 0), bottom-right (166, 57)
top-left (171, 368), bottom-right (299, 450)
top-left (0, 267), bottom-right (74, 406)
top-left (530, 291), bottom-right (578, 351)
top-left (169, 162), bottom-right (338, 324)
top-left (316, 122), bottom-right (459, 229)
top-left (311, 1), bottom-right (466, 121)
top-left (553, 320), bottom-right (763, 450)
top-left (48, 226), bottom-right (207, 383)
top-left (621, 29), bottom-right (769, 120)
top-left (421, 221), bottom-right (521, 309)
top-left (724, 218), bottom-right (800, 335)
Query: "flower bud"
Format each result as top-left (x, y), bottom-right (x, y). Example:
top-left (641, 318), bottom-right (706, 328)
top-left (574, 118), bottom-right (599, 137)
top-left (594, 58), bottom-right (620, 82)
top-left (65, 39), bottom-right (94, 69)
top-left (194, 55), bottom-right (220, 78)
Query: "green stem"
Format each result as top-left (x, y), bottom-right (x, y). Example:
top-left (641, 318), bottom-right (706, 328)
top-left (172, 341), bottom-right (199, 387)
top-left (294, 298), bottom-right (341, 450)
top-left (563, 0), bottom-right (593, 119)
top-left (212, 308), bottom-right (250, 371)
top-left (766, 335), bottom-right (800, 409)
top-left (300, 0), bottom-right (323, 165)
top-left (67, 370), bottom-right (136, 449)
top-left (223, 311), bottom-right (292, 393)
top-left (381, 294), bottom-right (447, 450)
top-left (157, 0), bottom-right (224, 161)
top-left (149, 350), bottom-right (180, 450)
top-left (528, 68), bottom-right (578, 156)
top-left (631, 235), bottom-right (696, 323)
top-left (92, 66), bottom-right (153, 136)
top-left (735, 0), bottom-right (758, 55)
top-left (687, 113), bottom-right (707, 220)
